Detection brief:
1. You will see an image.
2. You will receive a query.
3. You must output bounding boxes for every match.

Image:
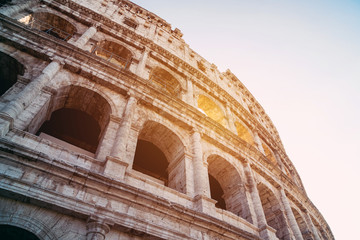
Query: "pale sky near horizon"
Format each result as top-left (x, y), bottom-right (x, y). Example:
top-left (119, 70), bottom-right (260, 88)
top-left (131, 1), bottom-right (360, 239)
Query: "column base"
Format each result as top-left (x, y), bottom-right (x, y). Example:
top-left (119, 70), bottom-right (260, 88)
top-left (103, 156), bottom-right (129, 181)
top-left (193, 194), bottom-right (217, 215)
top-left (259, 225), bottom-right (278, 240)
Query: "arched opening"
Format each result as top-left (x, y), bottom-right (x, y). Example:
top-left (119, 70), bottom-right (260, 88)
top-left (197, 95), bottom-right (227, 127)
top-left (133, 140), bottom-right (168, 184)
top-left (261, 141), bottom-right (277, 165)
top-left (208, 173), bottom-right (226, 210)
top-left (36, 86), bottom-right (111, 156)
top-left (19, 12), bottom-right (76, 41)
top-left (292, 208), bottom-right (311, 239)
top-left (207, 155), bottom-right (252, 222)
top-left (257, 183), bottom-right (290, 239)
top-left (149, 67), bottom-right (181, 96)
top-left (0, 51), bottom-right (24, 96)
top-left (133, 121), bottom-right (186, 193)
top-left (235, 121), bottom-right (254, 144)
top-left (0, 225), bottom-right (40, 240)
top-left (93, 40), bottom-right (133, 69)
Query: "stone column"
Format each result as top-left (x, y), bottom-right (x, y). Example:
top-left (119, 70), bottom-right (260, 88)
top-left (185, 77), bottom-right (195, 106)
top-left (73, 24), bottom-right (98, 48)
top-left (104, 95), bottom-right (137, 180)
top-left (191, 130), bottom-right (215, 213)
top-left (0, 59), bottom-right (62, 136)
top-left (304, 211), bottom-right (321, 240)
top-left (86, 220), bottom-right (110, 240)
top-left (136, 48), bottom-right (150, 78)
top-left (243, 161), bottom-right (267, 228)
top-left (274, 150), bottom-right (284, 171)
top-left (0, 0), bottom-right (37, 17)
top-left (280, 188), bottom-right (304, 240)
top-left (191, 130), bottom-right (210, 197)
top-left (253, 130), bottom-right (265, 155)
top-left (225, 104), bottom-right (237, 133)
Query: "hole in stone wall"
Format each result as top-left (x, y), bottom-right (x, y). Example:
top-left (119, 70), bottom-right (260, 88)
top-left (0, 51), bottom-right (24, 96)
top-left (209, 173), bottom-right (226, 210)
top-left (133, 140), bottom-right (169, 185)
top-left (197, 95), bottom-right (227, 127)
top-left (37, 108), bottom-right (101, 153)
top-left (0, 225), bottom-right (40, 240)
top-left (93, 40), bottom-right (133, 69)
top-left (25, 12), bottom-right (77, 41)
top-left (235, 121), bottom-right (254, 145)
top-left (149, 67), bottom-right (181, 96)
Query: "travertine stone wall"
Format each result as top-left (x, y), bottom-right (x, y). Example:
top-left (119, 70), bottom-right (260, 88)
top-left (0, 0), bottom-right (333, 239)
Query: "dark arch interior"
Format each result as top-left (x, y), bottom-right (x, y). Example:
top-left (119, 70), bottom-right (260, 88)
top-left (0, 225), bottom-right (40, 240)
top-left (209, 174), bottom-right (226, 210)
top-left (37, 108), bottom-right (101, 153)
top-left (133, 140), bottom-right (168, 184)
top-left (32, 12), bottom-right (76, 41)
top-left (0, 52), bottom-right (24, 96)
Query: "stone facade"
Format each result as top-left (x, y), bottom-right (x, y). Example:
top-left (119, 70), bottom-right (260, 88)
top-left (0, 0), bottom-right (334, 239)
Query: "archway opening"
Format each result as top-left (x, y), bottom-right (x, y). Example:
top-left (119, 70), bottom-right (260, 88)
top-left (19, 12), bottom-right (76, 41)
top-left (235, 121), bottom-right (254, 145)
top-left (93, 40), bottom-right (133, 68)
top-left (35, 86), bottom-right (111, 156)
top-left (207, 155), bottom-right (252, 222)
top-left (261, 141), bottom-right (277, 165)
top-left (133, 140), bottom-right (168, 184)
top-left (0, 225), bottom-right (39, 240)
top-left (133, 121), bottom-right (186, 193)
top-left (257, 183), bottom-right (290, 239)
top-left (0, 51), bottom-right (24, 96)
top-left (149, 67), bottom-right (181, 96)
top-left (37, 108), bottom-right (100, 153)
top-left (197, 95), bottom-right (227, 127)
top-left (208, 173), bottom-right (226, 210)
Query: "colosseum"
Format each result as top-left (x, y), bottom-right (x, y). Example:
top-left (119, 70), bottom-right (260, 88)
top-left (0, 0), bottom-right (334, 239)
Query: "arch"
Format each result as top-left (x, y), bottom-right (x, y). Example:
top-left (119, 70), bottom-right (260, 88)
top-left (261, 141), bottom-right (277, 165)
top-left (149, 67), bottom-right (181, 96)
top-left (36, 85), bottom-right (112, 155)
top-left (234, 121), bottom-right (254, 145)
top-left (19, 12), bottom-right (76, 41)
top-left (207, 154), bottom-right (252, 222)
top-left (0, 51), bottom-right (24, 96)
top-left (0, 213), bottom-right (57, 240)
top-left (93, 40), bottom-right (133, 69)
top-left (291, 208), bottom-right (311, 239)
top-left (197, 95), bottom-right (227, 127)
top-left (133, 120), bottom-right (186, 193)
top-left (257, 183), bottom-right (290, 239)
top-left (0, 225), bottom-right (40, 240)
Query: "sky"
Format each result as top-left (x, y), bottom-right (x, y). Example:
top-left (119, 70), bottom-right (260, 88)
top-left (131, 0), bottom-right (360, 239)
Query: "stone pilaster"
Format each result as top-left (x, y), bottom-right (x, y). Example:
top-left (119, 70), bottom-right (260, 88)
top-left (226, 104), bottom-right (237, 133)
top-left (136, 48), bottom-right (150, 78)
top-left (185, 77), bottom-right (195, 106)
top-left (103, 95), bottom-right (137, 180)
top-left (73, 24), bottom-right (98, 48)
top-left (280, 188), bottom-right (304, 240)
top-left (253, 130), bottom-right (265, 155)
top-left (191, 130), bottom-right (215, 213)
top-left (86, 220), bottom-right (110, 240)
top-left (0, 59), bottom-right (62, 136)
top-left (243, 162), bottom-right (267, 228)
top-left (304, 211), bottom-right (321, 240)
top-left (0, 0), bottom-right (37, 17)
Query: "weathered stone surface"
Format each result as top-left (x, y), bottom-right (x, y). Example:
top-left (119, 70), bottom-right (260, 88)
top-left (0, 0), bottom-right (333, 239)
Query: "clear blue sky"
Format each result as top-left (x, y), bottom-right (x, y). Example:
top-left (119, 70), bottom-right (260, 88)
top-left (131, 1), bottom-right (360, 239)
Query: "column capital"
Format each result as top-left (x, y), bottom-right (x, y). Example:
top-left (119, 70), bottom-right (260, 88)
top-left (86, 217), bottom-right (112, 240)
